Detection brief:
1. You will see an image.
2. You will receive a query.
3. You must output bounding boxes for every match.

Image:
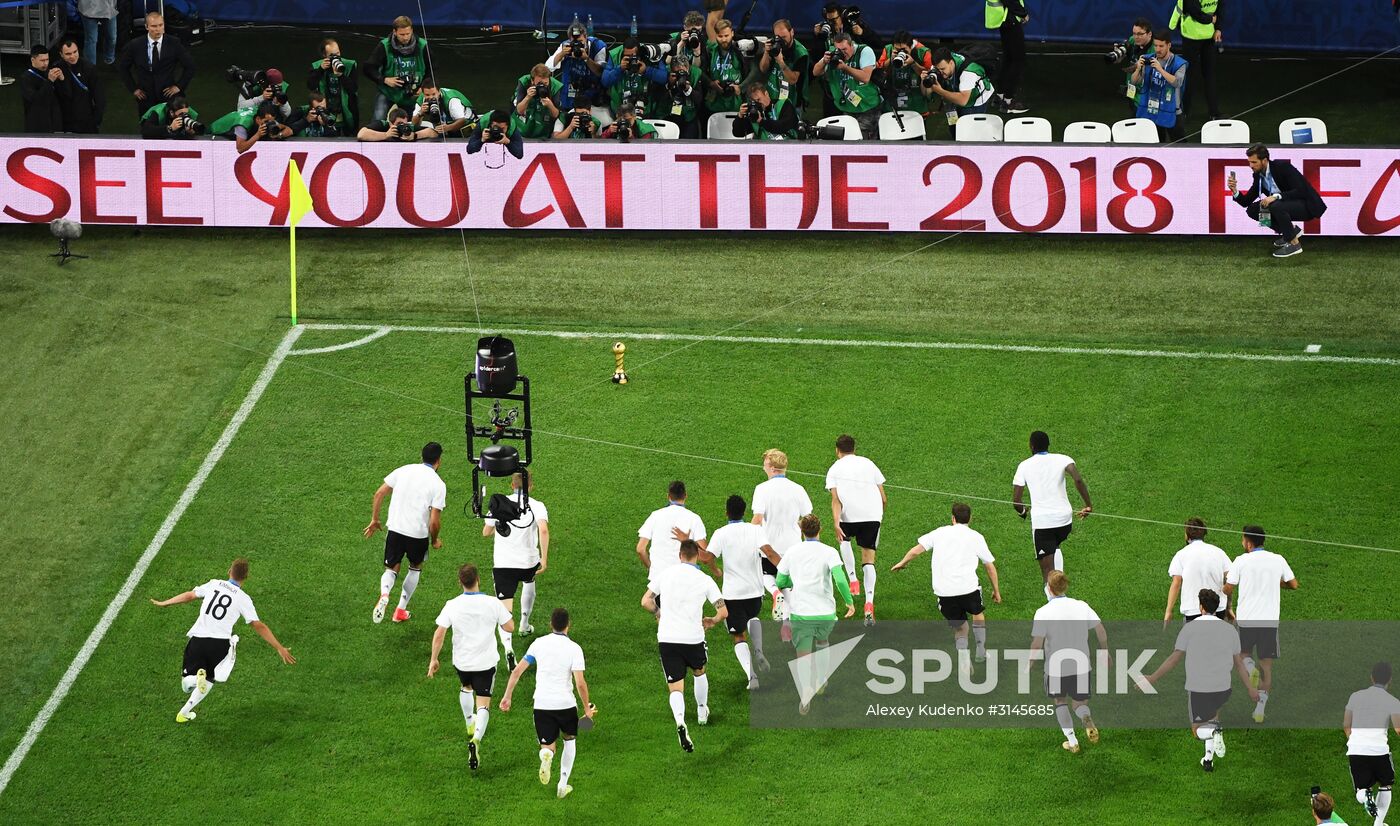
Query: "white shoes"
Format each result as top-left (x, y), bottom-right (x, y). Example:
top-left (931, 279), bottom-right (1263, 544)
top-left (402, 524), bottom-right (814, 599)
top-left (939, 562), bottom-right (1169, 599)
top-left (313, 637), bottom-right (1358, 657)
top-left (372, 593), bottom-right (389, 624)
top-left (538, 750), bottom-right (553, 784)
top-left (697, 705), bottom-right (710, 725)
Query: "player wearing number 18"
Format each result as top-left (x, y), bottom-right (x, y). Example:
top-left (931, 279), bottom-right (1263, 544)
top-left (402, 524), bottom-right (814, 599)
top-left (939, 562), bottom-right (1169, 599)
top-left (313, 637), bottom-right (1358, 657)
top-left (150, 557), bottom-right (296, 724)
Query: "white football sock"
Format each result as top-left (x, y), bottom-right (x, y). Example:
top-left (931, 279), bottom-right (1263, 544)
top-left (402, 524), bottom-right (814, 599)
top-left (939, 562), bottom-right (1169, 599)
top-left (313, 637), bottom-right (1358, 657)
top-left (1242, 656), bottom-right (1257, 675)
top-left (397, 568), bottom-right (420, 610)
top-left (379, 569), bottom-right (397, 596)
top-left (972, 623), bottom-right (987, 654)
top-left (668, 691), bottom-right (686, 725)
top-left (181, 675), bottom-right (197, 694)
top-left (559, 739), bottom-right (576, 785)
top-left (1196, 724), bottom-right (1216, 742)
top-left (694, 674), bottom-right (709, 707)
top-left (472, 708), bottom-right (489, 742)
top-left (862, 564), bottom-right (876, 604)
top-left (1055, 704), bottom-right (1077, 746)
top-left (839, 541), bottom-right (857, 581)
top-left (1203, 738), bottom-right (1216, 760)
top-left (1074, 704), bottom-right (1092, 721)
top-left (1255, 690), bottom-right (1269, 710)
top-left (955, 636), bottom-right (968, 651)
top-left (734, 642), bottom-right (753, 680)
top-left (459, 690), bottom-right (475, 728)
top-left (520, 582), bottom-right (537, 627)
top-left (499, 626), bottom-right (514, 656)
top-left (1053, 549), bottom-right (1064, 573)
top-left (1376, 788), bottom-right (1391, 824)
top-left (1357, 789), bottom-right (1370, 806)
top-left (747, 617), bottom-right (764, 653)
top-left (180, 681), bottom-right (212, 715)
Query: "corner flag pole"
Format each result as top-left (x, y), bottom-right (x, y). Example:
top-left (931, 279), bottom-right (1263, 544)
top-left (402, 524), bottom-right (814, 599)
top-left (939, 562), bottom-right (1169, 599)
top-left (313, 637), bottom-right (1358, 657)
top-left (287, 159), bottom-right (314, 325)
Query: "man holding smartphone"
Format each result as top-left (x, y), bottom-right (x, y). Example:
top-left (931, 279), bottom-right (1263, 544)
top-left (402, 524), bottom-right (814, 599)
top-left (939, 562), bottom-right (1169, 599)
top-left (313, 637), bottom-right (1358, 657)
top-left (1229, 143), bottom-right (1328, 259)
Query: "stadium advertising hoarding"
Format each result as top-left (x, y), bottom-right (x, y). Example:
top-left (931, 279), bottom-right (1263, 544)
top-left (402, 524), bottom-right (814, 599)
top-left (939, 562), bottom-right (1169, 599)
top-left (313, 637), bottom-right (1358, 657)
top-left (2, 138), bottom-right (1398, 236)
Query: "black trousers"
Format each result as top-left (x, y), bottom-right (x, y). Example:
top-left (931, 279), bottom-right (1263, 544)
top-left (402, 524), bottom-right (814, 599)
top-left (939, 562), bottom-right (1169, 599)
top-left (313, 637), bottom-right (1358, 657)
top-left (1177, 37), bottom-right (1219, 120)
top-left (666, 114), bottom-right (700, 139)
top-left (997, 20), bottom-right (1026, 98)
top-left (1245, 198), bottom-right (1313, 240)
top-left (1157, 122), bottom-right (1186, 143)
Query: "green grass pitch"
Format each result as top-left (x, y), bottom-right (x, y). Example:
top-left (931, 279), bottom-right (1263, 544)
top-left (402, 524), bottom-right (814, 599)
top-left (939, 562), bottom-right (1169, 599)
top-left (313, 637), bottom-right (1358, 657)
top-left (0, 226), bottom-right (1397, 824)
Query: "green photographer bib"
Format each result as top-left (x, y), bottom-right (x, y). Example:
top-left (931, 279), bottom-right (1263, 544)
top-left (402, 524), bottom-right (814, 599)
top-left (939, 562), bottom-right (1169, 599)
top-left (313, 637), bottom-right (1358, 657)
top-left (379, 36), bottom-right (428, 106)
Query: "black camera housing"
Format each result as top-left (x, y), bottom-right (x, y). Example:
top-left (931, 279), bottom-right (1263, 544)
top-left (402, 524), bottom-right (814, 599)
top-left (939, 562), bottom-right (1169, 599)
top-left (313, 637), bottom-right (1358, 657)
top-left (327, 53), bottom-right (345, 74)
top-left (394, 120), bottom-right (414, 137)
top-left (681, 29), bottom-right (703, 50)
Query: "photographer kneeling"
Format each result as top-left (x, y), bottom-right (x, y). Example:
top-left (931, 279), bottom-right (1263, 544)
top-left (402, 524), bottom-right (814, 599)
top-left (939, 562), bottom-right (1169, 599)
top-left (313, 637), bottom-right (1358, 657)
top-left (412, 75), bottom-right (474, 138)
top-left (139, 95), bottom-right (205, 139)
top-left (289, 91), bottom-right (342, 137)
top-left (812, 32), bottom-right (882, 139)
top-left (466, 109), bottom-right (524, 159)
top-left (601, 100), bottom-right (657, 141)
top-left (210, 100), bottom-right (291, 154)
top-left (231, 66), bottom-right (291, 120)
top-left (923, 47), bottom-right (996, 140)
top-left (552, 98), bottom-right (602, 140)
top-left (357, 105), bottom-right (436, 142)
top-left (733, 81), bottom-right (797, 139)
top-left (513, 63), bottom-right (562, 139)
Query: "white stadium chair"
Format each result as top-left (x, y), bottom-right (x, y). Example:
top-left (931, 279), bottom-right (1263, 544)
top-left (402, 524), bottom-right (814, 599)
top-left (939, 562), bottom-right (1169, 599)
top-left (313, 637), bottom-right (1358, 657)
top-left (1111, 117), bottom-right (1159, 144)
top-left (706, 112), bottom-right (742, 140)
top-left (1003, 116), bottom-right (1052, 142)
top-left (877, 111), bottom-right (926, 141)
top-left (1278, 117), bottom-right (1328, 145)
top-left (645, 119), bottom-right (680, 140)
top-left (816, 115), bottom-right (863, 140)
top-left (591, 106), bottom-right (614, 129)
top-left (954, 113), bottom-right (1003, 142)
top-left (1062, 121), bottom-right (1111, 143)
top-left (1200, 119), bottom-right (1251, 144)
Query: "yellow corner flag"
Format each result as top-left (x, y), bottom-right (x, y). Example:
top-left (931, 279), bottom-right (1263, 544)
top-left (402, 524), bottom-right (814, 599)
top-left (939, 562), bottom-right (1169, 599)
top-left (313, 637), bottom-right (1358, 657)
top-left (287, 159), bottom-right (314, 325)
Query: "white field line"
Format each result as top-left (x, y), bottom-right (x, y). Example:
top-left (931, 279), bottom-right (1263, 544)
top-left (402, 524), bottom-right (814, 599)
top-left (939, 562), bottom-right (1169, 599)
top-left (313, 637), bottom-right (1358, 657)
top-left (298, 323), bottom-right (1400, 366)
top-left (0, 325), bottom-right (305, 799)
top-left (289, 326), bottom-right (391, 355)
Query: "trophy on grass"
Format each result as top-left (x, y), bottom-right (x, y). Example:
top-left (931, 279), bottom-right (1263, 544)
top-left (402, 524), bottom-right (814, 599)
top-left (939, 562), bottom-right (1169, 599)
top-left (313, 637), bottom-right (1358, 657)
top-left (611, 342), bottom-right (628, 385)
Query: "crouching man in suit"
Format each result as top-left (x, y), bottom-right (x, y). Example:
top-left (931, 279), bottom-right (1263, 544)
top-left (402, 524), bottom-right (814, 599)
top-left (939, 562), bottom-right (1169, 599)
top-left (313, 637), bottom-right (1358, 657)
top-left (1229, 142), bottom-right (1327, 259)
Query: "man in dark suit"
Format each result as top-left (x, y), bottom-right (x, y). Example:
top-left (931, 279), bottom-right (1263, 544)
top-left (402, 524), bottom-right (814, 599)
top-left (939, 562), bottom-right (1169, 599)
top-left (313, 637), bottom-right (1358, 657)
top-left (1230, 142), bottom-right (1327, 259)
top-left (20, 45), bottom-right (64, 132)
top-left (117, 11), bottom-right (196, 117)
top-left (55, 38), bottom-right (106, 133)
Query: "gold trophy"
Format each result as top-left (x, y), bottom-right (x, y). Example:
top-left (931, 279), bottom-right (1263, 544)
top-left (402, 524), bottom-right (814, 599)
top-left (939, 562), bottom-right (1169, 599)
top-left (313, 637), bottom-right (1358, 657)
top-left (611, 341), bottom-right (628, 384)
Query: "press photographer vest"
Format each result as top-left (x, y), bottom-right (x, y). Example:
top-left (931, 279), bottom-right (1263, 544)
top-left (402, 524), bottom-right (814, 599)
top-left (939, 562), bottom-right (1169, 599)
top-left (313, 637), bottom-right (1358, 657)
top-left (949, 55), bottom-right (994, 113)
top-left (295, 104), bottom-right (338, 137)
top-left (705, 42), bottom-right (743, 112)
top-left (826, 45), bottom-right (881, 114)
top-left (310, 57), bottom-right (357, 127)
top-left (378, 36), bottom-right (428, 105)
top-left (142, 102), bottom-right (199, 124)
top-left (1137, 52), bottom-right (1187, 127)
top-left (209, 108), bottom-right (258, 137)
top-left (1170, 0), bottom-right (1217, 41)
top-left (882, 43), bottom-right (932, 113)
top-left (753, 97), bottom-right (796, 139)
top-left (415, 88), bottom-right (472, 121)
top-left (666, 64), bottom-right (702, 122)
top-left (515, 74), bottom-right (564, 137)
top-left (238, 81), bottom-right (290, 111)
top-left (606, 45), bottom-right (654, 114)
top-left (763, 39), bottom-right (807, 104)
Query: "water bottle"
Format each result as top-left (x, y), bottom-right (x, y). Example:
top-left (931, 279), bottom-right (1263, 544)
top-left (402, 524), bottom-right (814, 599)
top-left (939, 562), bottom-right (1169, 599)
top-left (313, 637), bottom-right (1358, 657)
top-left (630, 15), bottom-right (638, 37)
top-left (587, 14), bottom-right (594, 36)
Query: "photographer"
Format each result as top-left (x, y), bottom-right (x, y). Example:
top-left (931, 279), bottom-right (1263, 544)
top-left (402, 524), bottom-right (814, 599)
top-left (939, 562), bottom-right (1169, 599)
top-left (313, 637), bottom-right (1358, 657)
top-left (357, 105), bottom-right (436, 142)
top-left (1107, 18), bottom-right (1154, 117)
top-left (813, 32), bottom-right (882, 139)
top-left (1130, 30), bottom-right (1187, 143)
top-left (308, 37), bottom-right (359, 133)
top-left (877, 30), bottom-right (933, 117)
top-left (733, 81), bottom-right (798, 140)
top-left (668, 11), bottom-right (708, 70)
top-left (412, 76), bottom-right (474, 138)
top-left (924, 47), bottom-right (996, 139)
top-left (1229, 143), bottom-right (1326, 259)
top-left (233, 67), bottom-right (292, 120)
top-left (812, 3), bottom-right (880, 51)
top-left (210, 100), bottom-right (291, 154)
top-left (467, 109), bottom-right (525, 159)
top-left (513, 63), bottom-right (562, 139)
top-left (552, 99), bottom-right (602, 140)
top-left (289, 92), bottom-right (342, 137)
top-left (661, 58), bottom-right (703, 138)
top-left (702, 19), bottom-right (746, 115)
top-left (138, 95), bottom-right (204, 139)
top-left (55, 39), bottom-right (106, 134)
top-left (20, 45), bottom-right (63, 133)
top-left (758, 20), bottom-right (809, 113)
top-left (546, 21), bottom-right (607, 110)
top-left (363, 15), bottom-right (432, 123)
top-left (601, 100), bottom-right (658, 141)
top-left (603, 38), bottom-right (666, 120)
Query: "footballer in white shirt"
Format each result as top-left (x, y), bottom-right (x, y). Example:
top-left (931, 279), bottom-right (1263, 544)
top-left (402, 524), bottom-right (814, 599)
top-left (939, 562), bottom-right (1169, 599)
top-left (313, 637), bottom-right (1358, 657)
top-left (1343, 662), bottom-right (1400, 824)
top-left (483, 472), bottom-right (550, 670)
top-left (1163, 518), bottom-right (1233, 627)
top-left (1011, 431), bottom-right (1092, 598)
top-left (752, 448), bottom-right (814, 620)
top-left (1223, 524), bottom-right (1299, 723)
top-left (1141, 588), bottom-right (1258, 772)
top-left (776, 515), bottom-right (855, 715)
top-left (1029, 571), bottom-right (1107, 754)
top-left (364, 442), bottom-right (447, 624)
top-left (891, 503), bottom-right (1001, 663)
top-left (149, 557), bottom-right (295, 724)
top-left (703, 494), bottom-right (780, 690)
top-left (824, 434), bottom-right (886, 626)
top-left (636, 480), bottom-right (709, 592)
top-left (500, 607), bottom-right (595, 799)
top-left (428, 564), bottom-right (514, 771)
top-left (641, 540), bottom-right (727, 752)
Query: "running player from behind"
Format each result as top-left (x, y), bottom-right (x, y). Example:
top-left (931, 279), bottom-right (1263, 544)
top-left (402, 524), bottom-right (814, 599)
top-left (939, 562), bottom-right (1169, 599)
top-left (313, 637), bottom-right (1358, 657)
top-left (1029, 571), bottom-right (1107, 753)
top-left (1343, 661), bottom-right (1400, 825)
top-left (891, 502), bottom-right (1001, 665)
top-left (637, 480), bottom-right (707, 595)
top-left (428, 564), bottom-right (514, 772)
top-left (752, 448), bottom-right (814, 620)
top-left (825, 434), bottom-right (886, 626)
top-left (777, 514), bottom-right (855, 715)
top-left (484, 471), bottom-right (549, 671)
top-left (365, 441), bottom-right (447, 624)
top-left (705, 494), bottom-right (780, 689)
top-left (501, 607), bottom-right (595, 799)
top-left (150, 557), bottom-right (295, 723)
top-left (1224, 524), bottom-right (1299, 723)
top-left (1012, 430), bottom-right (1092, 600)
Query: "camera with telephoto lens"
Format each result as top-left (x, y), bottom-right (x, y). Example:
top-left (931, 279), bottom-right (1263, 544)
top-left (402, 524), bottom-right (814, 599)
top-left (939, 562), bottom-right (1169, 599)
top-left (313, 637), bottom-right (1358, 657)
top-left (681, 29), bottom-right (702, 50)
top-left (262, 119), bottom-right (281, 138)
top-left (327, 53), bottom-right (345, 74)
top-left (173, 111), bottom-right (200, 133)
top-left (891, 49), bottom-right (911, 69)
top-left (843, 5), bottom-right (863, 25)
top-left (394, 120), bottom-right (414, 137)
top-left (922, 71), bottom-right (938, 89)
top-left (1104, 41), bottom-right (1129, 64)
top-left (817, 20), bottom-right (834, 37)
top-left (397, 69), bottom-right (418, 94)
top-left (422, 97), bottom-right (442, 121)
top-left (226, 65), bottom-right (267, 86)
